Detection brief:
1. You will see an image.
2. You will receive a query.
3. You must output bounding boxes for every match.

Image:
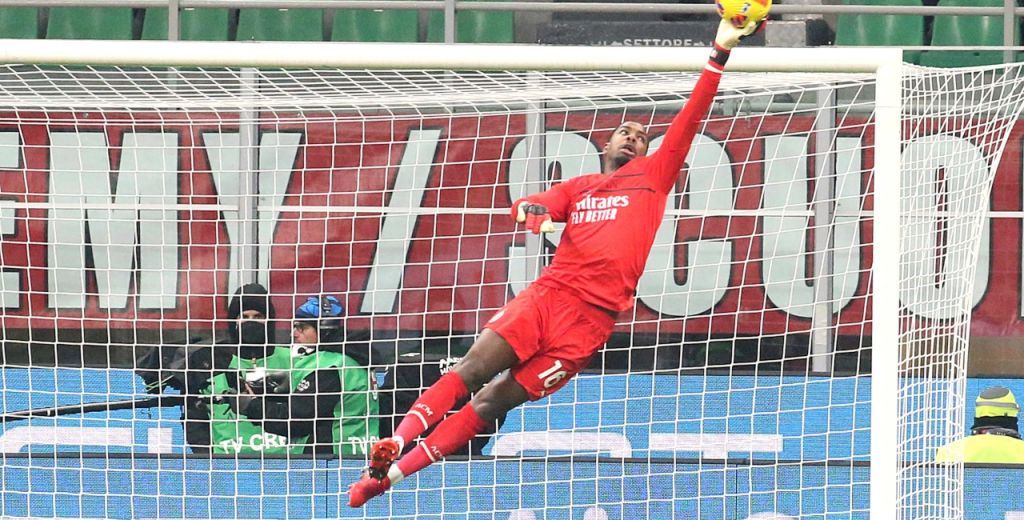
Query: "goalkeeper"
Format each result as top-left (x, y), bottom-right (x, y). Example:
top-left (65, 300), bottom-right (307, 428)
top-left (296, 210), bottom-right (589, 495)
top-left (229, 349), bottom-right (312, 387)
top-left (348, 17), bottom-right (765, 506)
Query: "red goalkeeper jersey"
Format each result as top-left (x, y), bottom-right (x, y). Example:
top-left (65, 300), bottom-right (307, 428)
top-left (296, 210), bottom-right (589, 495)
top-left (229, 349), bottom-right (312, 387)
top-left (512, 65), bottom-right (724, 313)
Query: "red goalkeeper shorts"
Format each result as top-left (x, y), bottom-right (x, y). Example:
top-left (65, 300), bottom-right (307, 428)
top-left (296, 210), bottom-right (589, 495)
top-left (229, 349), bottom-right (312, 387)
top-left (484, 283), bottom-right (617, 401)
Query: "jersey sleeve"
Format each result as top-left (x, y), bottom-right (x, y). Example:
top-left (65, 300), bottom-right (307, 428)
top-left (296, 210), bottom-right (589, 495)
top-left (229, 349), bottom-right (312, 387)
top-left (647, 61), bottom-right (725, 194)
top-left (510, 175), bottom-right (586, 223)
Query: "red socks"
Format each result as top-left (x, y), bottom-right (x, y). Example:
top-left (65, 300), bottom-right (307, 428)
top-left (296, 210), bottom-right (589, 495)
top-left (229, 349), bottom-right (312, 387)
top-left (396, 404), bottom-right (489, 478)
top-left (392, 371), bottom-right (469, 444)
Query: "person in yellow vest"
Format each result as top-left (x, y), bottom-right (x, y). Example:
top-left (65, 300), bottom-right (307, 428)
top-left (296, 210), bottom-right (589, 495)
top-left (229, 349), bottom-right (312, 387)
top-left (935, 386), bottom-right (1024, 463)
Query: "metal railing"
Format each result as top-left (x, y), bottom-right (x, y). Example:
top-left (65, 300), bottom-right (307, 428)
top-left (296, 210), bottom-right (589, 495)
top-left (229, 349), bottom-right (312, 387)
top-left (0, 0), bottom-right (1019, 52)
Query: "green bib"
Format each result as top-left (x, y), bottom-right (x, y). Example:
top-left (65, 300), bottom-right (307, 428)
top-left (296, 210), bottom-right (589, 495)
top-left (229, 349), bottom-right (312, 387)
top-left (289, 350), bottom-right (380, 455)
top-left (202, 347), bottom-right (298, 455)
top-left (201, 346), bottom-right (379, 455)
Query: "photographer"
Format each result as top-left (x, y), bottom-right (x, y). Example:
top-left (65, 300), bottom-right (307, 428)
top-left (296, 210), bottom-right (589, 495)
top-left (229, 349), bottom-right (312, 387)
top-left (202, 289), bottom-right (379, 455)
top-left (198, 283), bottom-right (296, 454)
top-left (138, 284), bottom-right (379, 455)
top-left (284, 295), bottom-right (380, 455)
top-left (136, 283), bottom-right (283, 453)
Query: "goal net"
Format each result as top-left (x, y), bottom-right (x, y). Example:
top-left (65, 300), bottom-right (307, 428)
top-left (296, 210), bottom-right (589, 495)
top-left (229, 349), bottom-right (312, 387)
top-left (0, 42), bottom-right (1017, 520)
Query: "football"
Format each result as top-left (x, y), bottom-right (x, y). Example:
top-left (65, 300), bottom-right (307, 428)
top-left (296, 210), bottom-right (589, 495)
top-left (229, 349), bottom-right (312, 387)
top-left (715, 0), bottom-right (772, 28)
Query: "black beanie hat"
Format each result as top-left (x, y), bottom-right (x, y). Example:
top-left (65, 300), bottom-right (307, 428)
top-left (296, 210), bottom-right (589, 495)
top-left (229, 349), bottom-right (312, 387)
top-left (226, 283), bottom-right (277, 349)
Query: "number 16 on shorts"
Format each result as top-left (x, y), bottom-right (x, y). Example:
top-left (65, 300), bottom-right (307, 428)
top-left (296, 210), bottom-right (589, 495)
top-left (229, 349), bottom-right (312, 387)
top-left (538, 360), bottom-right (568, 390)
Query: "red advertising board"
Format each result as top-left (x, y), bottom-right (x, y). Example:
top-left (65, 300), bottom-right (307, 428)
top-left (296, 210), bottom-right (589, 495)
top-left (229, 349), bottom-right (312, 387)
top-left (0, 111), bottom-right (1018, 339)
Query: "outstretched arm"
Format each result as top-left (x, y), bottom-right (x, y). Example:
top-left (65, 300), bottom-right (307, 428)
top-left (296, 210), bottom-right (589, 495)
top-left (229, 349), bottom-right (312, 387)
top-left (648, 19), bottom-right (765, 194)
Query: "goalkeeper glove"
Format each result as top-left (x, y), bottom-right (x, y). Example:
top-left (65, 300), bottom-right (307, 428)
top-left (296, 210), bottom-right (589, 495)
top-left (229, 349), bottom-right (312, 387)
top-left (515, 202), bottom-right (555, 234)
top-left (714, 17), bottom-right (766, 51)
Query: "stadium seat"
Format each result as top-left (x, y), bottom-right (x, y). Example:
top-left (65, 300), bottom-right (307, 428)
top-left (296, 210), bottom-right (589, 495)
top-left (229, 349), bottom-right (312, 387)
top-left (142, 8), bottom-right (230, 41)
top-left (0, 8), bottom-right (39, 39)
top-left (331, 8), bottom-right (419, 42)
top-left (920, 0), bottom-right (1018, 67)
top-left (834, 0), bottom-right (924, 64)
top-left (236, 8), bottom-right (323, 42)
top-left (426, 0), bottom-right (513, 43)
top-left (46, 7), bottom-right (134, 40)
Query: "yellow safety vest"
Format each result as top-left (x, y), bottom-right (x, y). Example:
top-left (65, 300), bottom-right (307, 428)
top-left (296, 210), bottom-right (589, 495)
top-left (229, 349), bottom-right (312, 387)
top-left (935, 433), bottom-right (1024, 463)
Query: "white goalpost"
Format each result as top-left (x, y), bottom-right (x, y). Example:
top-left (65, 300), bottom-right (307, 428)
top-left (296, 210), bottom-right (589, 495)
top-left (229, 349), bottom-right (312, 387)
top-left (0, 39), bottom-right (1014, 520)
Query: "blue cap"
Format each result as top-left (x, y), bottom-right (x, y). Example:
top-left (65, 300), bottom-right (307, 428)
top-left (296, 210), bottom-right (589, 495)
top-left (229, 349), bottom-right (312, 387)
top-left (295, 296), bottom-right (344, 327)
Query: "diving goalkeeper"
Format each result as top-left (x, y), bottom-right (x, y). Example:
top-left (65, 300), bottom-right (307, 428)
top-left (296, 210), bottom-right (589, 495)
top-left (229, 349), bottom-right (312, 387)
top-left (348, 17), bottom-right (765, 507)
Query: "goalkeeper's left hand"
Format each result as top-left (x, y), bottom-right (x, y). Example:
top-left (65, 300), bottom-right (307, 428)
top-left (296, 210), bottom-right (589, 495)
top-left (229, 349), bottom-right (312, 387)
top-left (515, 202), bottom-right (555, 234)
top-left (714, 17), bottom-right (766, 51)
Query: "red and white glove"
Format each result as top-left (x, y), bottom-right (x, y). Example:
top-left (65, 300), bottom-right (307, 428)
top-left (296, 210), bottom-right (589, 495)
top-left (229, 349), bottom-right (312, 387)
top-left (515, 202), bottom-right (555, 234)
top-left (714, 17), bottom-right (766, 51)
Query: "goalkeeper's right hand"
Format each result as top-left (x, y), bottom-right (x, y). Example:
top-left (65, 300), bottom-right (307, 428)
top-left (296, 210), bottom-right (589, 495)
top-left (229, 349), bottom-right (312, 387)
top-left (714, 17), bottom-right (766, 51)
top-left (515, 202), bottom-right (555, 234)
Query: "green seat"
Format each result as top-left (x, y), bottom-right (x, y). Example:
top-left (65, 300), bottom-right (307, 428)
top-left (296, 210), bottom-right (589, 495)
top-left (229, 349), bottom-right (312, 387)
top-left (332, 7), bottom-right (418, 42)
top-left (427, 1), bottom-right (513, 43)
top-left (46, 8), bottom-right (134, 40)
top-left (920, 0), bottom-right (1018, 67)
top-left (142, 8), bottom-right (229, 41)
top-left (236, 8), bottom-right (323, 41)
top-left (834, 0), bottom-right (923, 64)
top-left (0, 8), bottom-right (39, 39)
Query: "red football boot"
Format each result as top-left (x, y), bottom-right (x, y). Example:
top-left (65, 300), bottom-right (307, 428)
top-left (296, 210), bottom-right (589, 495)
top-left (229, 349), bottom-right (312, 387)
top-left (367, 437), bottom-right (402, 481)
top-left (347, 471), bottom-right (391, 508)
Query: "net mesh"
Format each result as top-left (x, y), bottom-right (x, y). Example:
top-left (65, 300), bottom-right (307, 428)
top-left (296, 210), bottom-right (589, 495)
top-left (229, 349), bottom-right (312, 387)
top-left (897, 65), bottom-right (1024, 520)
top-left (0, 62), bottom-right (1019, 520)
